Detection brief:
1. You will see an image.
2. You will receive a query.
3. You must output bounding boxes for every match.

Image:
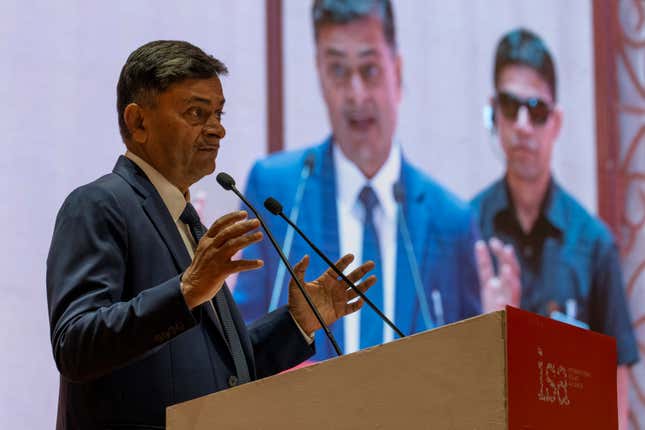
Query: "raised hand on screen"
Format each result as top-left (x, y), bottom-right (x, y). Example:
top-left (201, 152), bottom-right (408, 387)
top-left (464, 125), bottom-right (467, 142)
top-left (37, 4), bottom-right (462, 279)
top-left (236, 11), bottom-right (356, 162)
top-left (475, 237), bottom-right (521, 312)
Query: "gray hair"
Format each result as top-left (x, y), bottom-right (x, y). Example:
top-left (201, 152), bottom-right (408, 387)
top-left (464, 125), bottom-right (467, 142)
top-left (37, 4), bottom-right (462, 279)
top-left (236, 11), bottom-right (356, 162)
top-left (116, 40), bottom-right (228, 141)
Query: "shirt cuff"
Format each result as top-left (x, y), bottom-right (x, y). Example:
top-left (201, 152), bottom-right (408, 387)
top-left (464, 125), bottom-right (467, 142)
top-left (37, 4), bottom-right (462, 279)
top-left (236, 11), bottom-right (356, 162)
top-left (289, 311), bottom-right (315, 345)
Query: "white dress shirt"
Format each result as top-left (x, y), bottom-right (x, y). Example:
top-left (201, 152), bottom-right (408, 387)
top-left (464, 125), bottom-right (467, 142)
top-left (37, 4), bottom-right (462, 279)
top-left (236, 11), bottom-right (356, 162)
top-left (333, 140), bottom-right (401, 353)
top-left (125, 151), bottom-right (197, 255)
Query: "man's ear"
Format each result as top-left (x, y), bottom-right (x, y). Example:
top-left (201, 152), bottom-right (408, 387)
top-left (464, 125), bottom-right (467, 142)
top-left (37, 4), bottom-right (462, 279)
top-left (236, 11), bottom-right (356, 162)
top-left (123, 103), bottom-right (148, 144)
top-left (489, 96), bottom-right (497, 134)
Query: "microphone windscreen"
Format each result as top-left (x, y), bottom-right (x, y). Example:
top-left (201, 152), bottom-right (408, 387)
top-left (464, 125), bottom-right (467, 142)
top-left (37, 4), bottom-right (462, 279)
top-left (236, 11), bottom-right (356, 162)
top-left (264, 197), bottom-right (283, 215)
top-left (216, 172), bottom-right (236, 190)
top-left (392, 182), bottom-right (405, 203)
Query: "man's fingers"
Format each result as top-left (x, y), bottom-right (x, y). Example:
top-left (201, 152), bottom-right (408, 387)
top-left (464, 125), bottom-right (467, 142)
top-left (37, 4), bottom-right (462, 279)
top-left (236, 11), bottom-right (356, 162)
top-left (344, 298), bottom-right (364, 316)
top-left (345, 260), bottom-right (375, 284)
top-left (321, 253), bottom-right (354, 280)
top-left (221, 231), bottom-right (263, 255)
top-left (500, 263), bottom-right (521, 306)
top-left (327, 253), bottom-right (354, 278)
top-left (346, 275), bottom-right (376, 301)
top-left (489, 237), bottom-right (504, 253)
top-left (475, 240), bottom-right (494, 287)
top-left (489, 237), bottom-right (520, 277)
top-left (213, 218), bottom-right (261, 248)
top-left (291, 255), bottom-right (310, 284)
top-left (502, 244), bottom-right (521, 276)
top-left (229, 258), bottom-right (264, 273)
top-left (205, 210), bottom-right (248, 238)
top-left (488, 237), bottom-right (509, 268)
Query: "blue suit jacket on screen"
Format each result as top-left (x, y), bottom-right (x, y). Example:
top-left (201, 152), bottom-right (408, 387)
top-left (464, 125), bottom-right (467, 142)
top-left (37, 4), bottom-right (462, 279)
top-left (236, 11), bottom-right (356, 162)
top-left (233, 138), bottom-right (481, 361)
top-left (46, 156), bottom-right (313, 430)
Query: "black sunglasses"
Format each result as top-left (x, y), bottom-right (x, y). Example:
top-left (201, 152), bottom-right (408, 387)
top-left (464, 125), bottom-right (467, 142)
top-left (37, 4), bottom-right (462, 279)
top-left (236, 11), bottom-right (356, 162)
top-left (495, 91), bottom-right (553, 126)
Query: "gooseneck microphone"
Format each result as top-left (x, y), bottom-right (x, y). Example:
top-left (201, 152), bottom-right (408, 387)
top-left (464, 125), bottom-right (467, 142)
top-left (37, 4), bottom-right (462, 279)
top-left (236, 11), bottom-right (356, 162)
top-left (393, 182), bottom-right (439, 329)
top-left (216, 172), bottom-right (342, 356)
top-left (269, 153), bottom-right (315, 312)
top-left (264, 196), bottom-right (406, 339)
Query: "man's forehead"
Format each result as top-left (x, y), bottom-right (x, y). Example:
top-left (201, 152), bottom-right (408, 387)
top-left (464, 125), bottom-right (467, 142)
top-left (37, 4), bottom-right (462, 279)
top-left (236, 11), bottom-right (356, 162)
top-left (167, 77), bottom-right (225, 105)
top-left (497, 65), bottom-right (553, 101)
top-left (316, 16), bottom-right (389, 56)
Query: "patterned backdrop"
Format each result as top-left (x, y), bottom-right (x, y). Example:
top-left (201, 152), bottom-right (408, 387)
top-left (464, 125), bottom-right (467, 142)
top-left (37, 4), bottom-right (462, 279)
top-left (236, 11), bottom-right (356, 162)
top-left (613, 0), bottom-right (645, 429)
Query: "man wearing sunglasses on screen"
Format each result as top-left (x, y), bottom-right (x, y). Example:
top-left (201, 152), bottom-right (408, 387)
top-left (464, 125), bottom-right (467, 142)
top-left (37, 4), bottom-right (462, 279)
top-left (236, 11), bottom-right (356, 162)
top-left (471, 28), bottom-right (638, 426)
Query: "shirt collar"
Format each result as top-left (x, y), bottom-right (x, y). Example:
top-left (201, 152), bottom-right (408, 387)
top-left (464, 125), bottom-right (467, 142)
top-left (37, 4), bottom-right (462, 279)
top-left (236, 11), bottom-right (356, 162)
top-left (542, 179), bottom-right (566, 232)
top-left (332, 138), bottom-right (401, 219)
top-left (491, 176), bottom-right (564, 234)
top-left (125, 151), bottom-right (189, 222)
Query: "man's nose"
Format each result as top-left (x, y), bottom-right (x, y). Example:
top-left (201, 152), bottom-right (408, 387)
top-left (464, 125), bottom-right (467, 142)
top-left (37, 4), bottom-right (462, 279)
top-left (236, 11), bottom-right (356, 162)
top-left (204, 115), bottom-right (226, 139)
top-left (514, 106), bottom-right (533, 133)
top-left (347, 73), bottom-right (367, 104)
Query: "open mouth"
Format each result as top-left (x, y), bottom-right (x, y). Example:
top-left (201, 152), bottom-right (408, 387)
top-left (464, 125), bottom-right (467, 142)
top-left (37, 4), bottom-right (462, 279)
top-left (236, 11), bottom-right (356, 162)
top-left (347, 117), bottom-right (376, 131)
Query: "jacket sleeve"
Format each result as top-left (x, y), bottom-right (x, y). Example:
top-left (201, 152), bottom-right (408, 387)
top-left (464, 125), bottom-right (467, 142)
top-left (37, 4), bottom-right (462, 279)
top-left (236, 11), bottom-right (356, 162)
top-left (248, 306), bottom-right (315, 378)
top-left (458, 212), bottom-right (483, 319)
top-left (46, 185), bottom-right (196, 383)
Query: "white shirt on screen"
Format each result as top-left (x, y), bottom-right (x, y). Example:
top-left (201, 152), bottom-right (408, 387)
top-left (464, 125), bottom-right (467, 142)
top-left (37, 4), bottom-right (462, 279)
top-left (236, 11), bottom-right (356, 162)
top-left (333, 140), bottom-right (401, 354)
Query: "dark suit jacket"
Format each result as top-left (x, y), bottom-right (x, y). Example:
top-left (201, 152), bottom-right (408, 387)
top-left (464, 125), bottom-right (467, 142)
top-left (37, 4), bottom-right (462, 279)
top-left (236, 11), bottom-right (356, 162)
top-left (46, 156), bottom-right (314, 429)
top-left (234, 137), bottom-right (482, 361)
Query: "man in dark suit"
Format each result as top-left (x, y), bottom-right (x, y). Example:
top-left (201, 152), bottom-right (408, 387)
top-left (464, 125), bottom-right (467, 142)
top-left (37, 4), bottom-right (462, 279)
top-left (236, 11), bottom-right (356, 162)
top-left (46, 40), bottom-right (375, 429)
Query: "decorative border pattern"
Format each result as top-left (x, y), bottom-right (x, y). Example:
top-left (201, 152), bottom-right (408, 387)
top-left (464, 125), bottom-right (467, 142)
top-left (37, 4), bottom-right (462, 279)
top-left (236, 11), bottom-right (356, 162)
top-left (604, 0), bottom-right (645, 428)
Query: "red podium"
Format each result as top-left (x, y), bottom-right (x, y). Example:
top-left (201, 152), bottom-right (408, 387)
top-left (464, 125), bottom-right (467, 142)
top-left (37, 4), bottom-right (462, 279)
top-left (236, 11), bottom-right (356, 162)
top-left (167, 307), bottom-right (617, 429)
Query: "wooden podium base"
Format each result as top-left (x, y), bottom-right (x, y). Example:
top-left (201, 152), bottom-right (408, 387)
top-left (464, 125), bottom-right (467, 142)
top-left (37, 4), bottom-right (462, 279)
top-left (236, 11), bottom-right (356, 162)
top-left (167, 307), bottom-right (617, 429)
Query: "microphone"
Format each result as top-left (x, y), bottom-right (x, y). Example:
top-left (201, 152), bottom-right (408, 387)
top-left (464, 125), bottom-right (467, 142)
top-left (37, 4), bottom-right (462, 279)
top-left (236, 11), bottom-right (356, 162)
top-left (392, 182), bottom-right (438, 330)
top-left (264, 196), bottom-right (406, 339)
top-left (269, 152), bottom-right (315, 312)
top-left (216, 172), bottom-right (342, 356)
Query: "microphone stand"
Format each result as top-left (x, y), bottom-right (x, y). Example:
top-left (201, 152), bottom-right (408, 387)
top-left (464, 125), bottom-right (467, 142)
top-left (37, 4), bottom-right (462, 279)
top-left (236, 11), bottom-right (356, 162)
top-left (270, 153), bottom-right (314, 311)
top-left (265, 197), bottom-right (405, 339)
top-left (217, 173), bottom-right (342, 356)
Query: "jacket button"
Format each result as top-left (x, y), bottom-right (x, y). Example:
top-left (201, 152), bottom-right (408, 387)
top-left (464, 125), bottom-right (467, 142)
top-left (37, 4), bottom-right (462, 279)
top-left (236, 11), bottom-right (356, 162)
top-left (228, 375), bottom-right (238, 387)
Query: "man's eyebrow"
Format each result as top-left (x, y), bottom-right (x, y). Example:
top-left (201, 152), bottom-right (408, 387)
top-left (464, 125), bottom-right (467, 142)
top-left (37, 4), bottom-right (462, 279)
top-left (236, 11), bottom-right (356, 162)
top-left (358, 48), bottom-right (378, 58)
top-left (184, 96), bottom-right (212, 105)
top-left (183, 96), bottom-right (225, 108)
top-left (323, 47), bottom-right (347, 58)
top-left (323, 47), bottom-right (379, 59)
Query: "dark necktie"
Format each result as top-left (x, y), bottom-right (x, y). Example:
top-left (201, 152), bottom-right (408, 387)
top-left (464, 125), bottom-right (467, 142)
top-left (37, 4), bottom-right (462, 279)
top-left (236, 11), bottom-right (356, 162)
top-left (180, 202), bottom-right (251, 384)
top-left (358, 186), bottom-right (384, 349)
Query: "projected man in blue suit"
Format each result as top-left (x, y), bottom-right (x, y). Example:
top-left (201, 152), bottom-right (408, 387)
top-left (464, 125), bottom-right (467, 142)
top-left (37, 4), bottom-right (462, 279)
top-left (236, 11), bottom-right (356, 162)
top-left (234, 0), bottom-right (511, 361)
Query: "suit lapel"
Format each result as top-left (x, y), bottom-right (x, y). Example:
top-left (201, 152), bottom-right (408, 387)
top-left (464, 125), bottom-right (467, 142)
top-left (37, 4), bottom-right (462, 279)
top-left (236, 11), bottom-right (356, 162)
top-left (316, 139), bottom-right (341, 264)
top-left (304, 139), bottom-right (345, 356)
top-left (395, 159), bottom-right (431, 334)
top-left (114, 157), bottom-right (229, 343)
top-left (113, 156), bottom-right (192, 272)
top-left (141, 198), bottom-right (193, 271)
